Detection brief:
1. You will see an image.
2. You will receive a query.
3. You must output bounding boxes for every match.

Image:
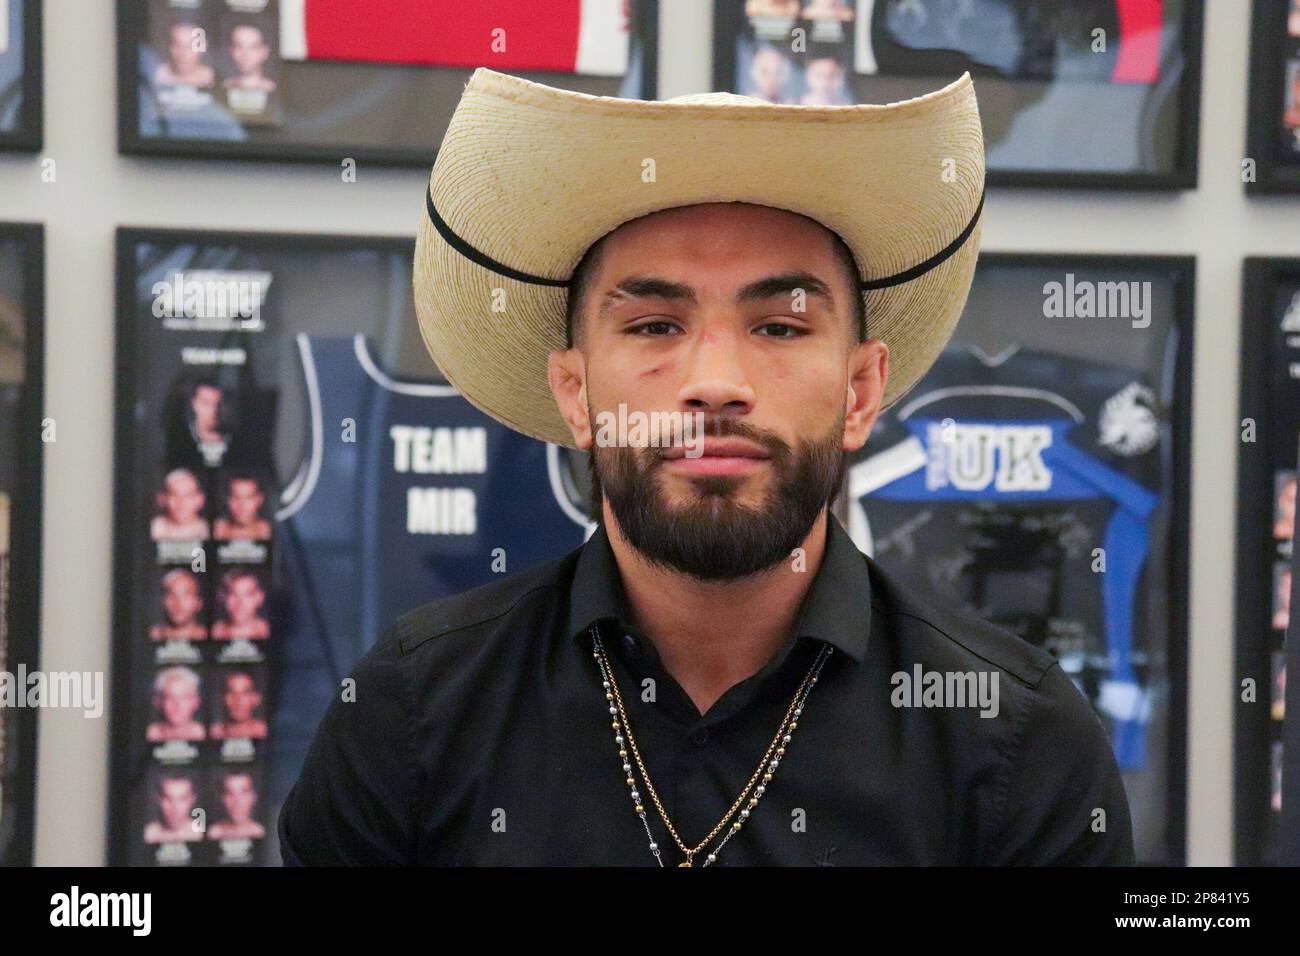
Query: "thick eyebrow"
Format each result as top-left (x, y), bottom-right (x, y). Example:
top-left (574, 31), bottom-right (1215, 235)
top-left (737, 271), bottom-right (834, 304)
top-left (596, 270), bottom-right (835, 319)
top-left (599, 276), bottom-right (697, 315)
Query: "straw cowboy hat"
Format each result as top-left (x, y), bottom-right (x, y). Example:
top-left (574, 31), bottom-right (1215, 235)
top-left (414, 67), bottom-right (985, 448)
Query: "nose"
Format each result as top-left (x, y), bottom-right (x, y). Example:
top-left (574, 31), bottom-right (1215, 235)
top-left (675, 322), bottom-right (756, 419)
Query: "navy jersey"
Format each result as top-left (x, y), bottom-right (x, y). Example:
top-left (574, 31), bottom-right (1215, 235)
top-left (854, 0), bottom-right (1162, 84)
top-left (848, 345), bottom-right (1163, 770)
top-left (0, 387), bottom-right (11, 855)
top-left (270, 335), bottom-right (594, 798)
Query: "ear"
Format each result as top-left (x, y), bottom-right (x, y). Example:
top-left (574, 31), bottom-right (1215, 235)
top-left (548, 347), bottom-right (594, 450)
top-left (842, 338), bottom-right (888, 454)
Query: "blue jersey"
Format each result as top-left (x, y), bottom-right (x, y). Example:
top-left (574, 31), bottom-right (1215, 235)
top-left (848, 345), bottom-right (1163, 770)
top-left (269, 334), bottom-right (594, 800)
top-left (854, 0), bottom-right (1161, 84)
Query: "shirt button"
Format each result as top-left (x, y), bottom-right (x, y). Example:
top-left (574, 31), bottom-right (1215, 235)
top-left (690, 729), bottom-right (709, 747)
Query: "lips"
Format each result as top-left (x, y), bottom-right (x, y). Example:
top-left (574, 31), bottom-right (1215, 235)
top-left (660, 438), bottom-right (770, 461)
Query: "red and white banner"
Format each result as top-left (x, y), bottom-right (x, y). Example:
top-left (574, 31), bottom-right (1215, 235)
top-left (279, 0), bottom-right (630, 76)
top-left (1111, 0), bottom-right (1162, 85)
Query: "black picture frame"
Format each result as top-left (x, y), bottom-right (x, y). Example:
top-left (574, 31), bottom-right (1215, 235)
top-left (109, 225), bottom-right (424, 866)
top-left (117, 0), bottom-right (660, 167)
top-left (0, 221), bottom-right (44, 867)
top-left (110, 225), bottom-right (599, 866)
top-left (1245, 0), bottom-right (1300, 194)
top-left (1002, 252), bottom-right (1192, 866)
top-left (712, 0), bottom-right (1204, 191)
top-left (845, 251), bottom-right (1194, 864)
top-left (1234, 257), bottom-right (1300, 864)
top-left (0, 0), bottom-right (43, 152)
top-left (1283, 442), bottom-right (1300, 864)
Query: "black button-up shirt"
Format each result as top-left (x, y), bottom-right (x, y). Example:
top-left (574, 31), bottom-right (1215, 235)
top-left (278, 515), bottom-right (1134, 865)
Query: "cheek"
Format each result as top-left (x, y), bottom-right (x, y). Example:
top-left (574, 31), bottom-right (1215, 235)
top-left (588, 355), bottom-right (675, 410)
top-left (759, 353), bottom-right (844, 418)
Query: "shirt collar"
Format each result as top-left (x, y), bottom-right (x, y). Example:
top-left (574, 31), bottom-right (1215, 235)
top-left (565, 514), bottom-right (871, 663)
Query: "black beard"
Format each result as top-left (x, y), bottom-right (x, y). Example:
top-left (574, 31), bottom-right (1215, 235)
top-left (589, 415), bottom-right (845, 581)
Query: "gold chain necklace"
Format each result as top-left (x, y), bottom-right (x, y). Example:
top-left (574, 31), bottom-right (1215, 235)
top-left (589, 624), bottom-right (833, 867)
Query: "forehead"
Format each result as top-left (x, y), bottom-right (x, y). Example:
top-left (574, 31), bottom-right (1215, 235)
top-left (592, 203), bottom-right (845, 285)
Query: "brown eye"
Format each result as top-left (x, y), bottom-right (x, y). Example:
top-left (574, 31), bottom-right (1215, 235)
top-left (755, 322), bottom-right (804, 338)
top-left (629, 320), bottom-right (681, 336)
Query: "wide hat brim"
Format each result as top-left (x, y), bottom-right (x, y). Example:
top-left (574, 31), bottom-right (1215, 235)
top-left (414, 67), bottom-right (985, 448)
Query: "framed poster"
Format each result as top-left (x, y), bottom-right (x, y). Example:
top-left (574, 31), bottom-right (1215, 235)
top-left (117, 0), bottom-right (659, 166)
top-left (1282, 443), bottom-right (1300, 864)
top-left (0, 222), bottom-right (44, 867)
top-left (714, 0), bottom-right (1204, 189)
top-left (110, 228), bottom-right (595, 865)
top-left (844, 252), bottom-right (1194, 864)
top-left (0, 0), bottom-right (43, 151)
top-left (1235, 257), bottom-right (1300, 865)
top-left (1245, 0), bottom-right (1300, 193)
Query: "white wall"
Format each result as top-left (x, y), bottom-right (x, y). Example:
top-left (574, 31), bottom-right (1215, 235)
top-left (0, 0), bottom-right (1294, 866)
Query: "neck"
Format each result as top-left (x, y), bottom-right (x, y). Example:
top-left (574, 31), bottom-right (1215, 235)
top-left (602, 502), bottom-right (830, 717)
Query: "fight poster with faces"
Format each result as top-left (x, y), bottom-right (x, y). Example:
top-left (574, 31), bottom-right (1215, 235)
top-left (110, 229), bottom-right (594, 865)
top-left (1246, 0), bottom-right (1300, 193)
top-left (1236, 258), bottom-right (1300, 865)
top-left (0, 223), bottom-right (43, 867)
top-left (0, 0), bottom-right (41, 150)
top-left (1283, 442), bottom-right (1300, 864)
top-left (714, 0), bottom-right (1204, 188)
top-left (118, 0), bottom-right (658, 164)
top-left (844, 253), bottom-right (1194, 864)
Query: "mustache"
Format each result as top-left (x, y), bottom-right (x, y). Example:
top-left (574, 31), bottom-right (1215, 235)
top-left (647, 416), bottom-right (793, 466)
top-left (589, 413), bottom-right (845, 581)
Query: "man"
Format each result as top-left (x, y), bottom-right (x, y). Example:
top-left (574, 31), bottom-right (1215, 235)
top-left (211, 569), bottom-right (269, 641)
top-left (801, 53), bottom-right (851, 105)
top-left (154, 20), bottom-right (216, 90)
top-left (210, 671), bottom-right (268, 740)
top-left (224, 23), bottom-right (277, 94)
top-left (1285, 61), bottom-right (1300, 133)
top-left (214, 473), bottom-right (271, 541)
top-left (187, 380), bottom-right (228, 467)
top-left (210, 772), bottom-right (267, 841)
top-left (1276, 472), bottom-right (1297, 542)
top-left (149, 468), bottom-right (209, 542)
top-left (150, 568), bottom-right (208, 642)
top-left (143, 774), bottom-right (203, 844)
top-left (222, 22), bottom-right (278, 119)
top-left (280, 68), bottom-right (1133, 865)
top-left (146, 667), bottom-right (205, 743)
top-left (747, 44), bottom-right (792, 103)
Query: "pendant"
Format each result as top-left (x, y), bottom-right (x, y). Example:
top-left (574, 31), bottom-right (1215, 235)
top-left (678, 860), bottom-right (692, 867)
